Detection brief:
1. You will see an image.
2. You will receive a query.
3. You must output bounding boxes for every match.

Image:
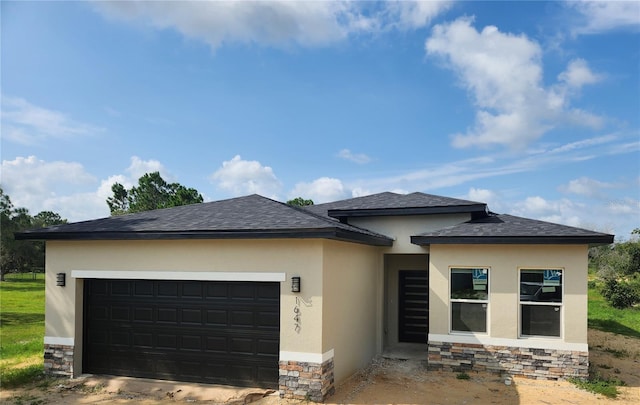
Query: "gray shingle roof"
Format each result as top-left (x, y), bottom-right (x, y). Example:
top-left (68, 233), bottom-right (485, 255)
top-left (305, 192), bottom-right (487, 218)
top-left (17, 194), bottom-right (393, 246)
top-left (17, 193), bottom-right (613, 246)
top-left (411, 214), bottom-right (614, 245)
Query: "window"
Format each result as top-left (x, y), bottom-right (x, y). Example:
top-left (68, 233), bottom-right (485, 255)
top-left (520, 269), bottom-right (562, 337)
top-left (450, 268), bottom-right (488, 333)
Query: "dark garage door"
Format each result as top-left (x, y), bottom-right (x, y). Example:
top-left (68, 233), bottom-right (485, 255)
top-left (83, 279), bottom-right (280, 388)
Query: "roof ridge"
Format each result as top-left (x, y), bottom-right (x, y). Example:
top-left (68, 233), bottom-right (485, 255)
top-left (282, 199), bottom-right (392, 239)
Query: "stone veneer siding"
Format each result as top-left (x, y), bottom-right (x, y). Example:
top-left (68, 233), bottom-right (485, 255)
top-left (279, 358), bottom-right (335, 402)
top-left (44, 344), bottom-right (74, 377)
top-left (428, 341), bottom-right (588, 380)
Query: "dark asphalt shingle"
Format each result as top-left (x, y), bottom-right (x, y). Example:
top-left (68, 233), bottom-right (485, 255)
top-left (305, 192), bottom-right (486, 218)
top-left (17, 194), bottom-right (393, 245)
top-left (411, 214), bottom-right (614, 245)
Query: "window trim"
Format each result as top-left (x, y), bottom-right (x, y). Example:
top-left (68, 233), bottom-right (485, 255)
top-left (518, 268), bottom-right (564, 339)
top-left (449, 266), bottom-right (490, 335)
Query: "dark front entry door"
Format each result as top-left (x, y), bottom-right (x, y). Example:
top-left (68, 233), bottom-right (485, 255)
top-left (83, 279), bottom-right (280, 388)
top-left (398, 270), bottom-right (429, 343)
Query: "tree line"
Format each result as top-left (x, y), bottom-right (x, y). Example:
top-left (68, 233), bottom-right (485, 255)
top-left (0, 187), bottom-right (66, 281)
top-left (589, 229), bottom-right (640, 309)
top-left (1, 171), bottom-right (313, 280)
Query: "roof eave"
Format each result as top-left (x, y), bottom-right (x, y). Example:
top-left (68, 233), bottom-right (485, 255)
top-left (16, 228), bottom-right (394, 246)
top-left (410, 235), bottom-right (615, 246)
top-left (328, 204), bottom-right (487, 219)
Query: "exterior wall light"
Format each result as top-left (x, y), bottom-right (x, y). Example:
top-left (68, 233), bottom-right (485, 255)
top-left (291, 276), bottom-right (301, 293)
top-left (56, 273), bottom-right (66, 287)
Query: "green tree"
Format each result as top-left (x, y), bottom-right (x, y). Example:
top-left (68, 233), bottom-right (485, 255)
top-left (0, 188), bottom-right (66, 280)
top-left (287, 197), bottom-right (314, 207)
top-left (107, 172), bottom-right (203, 215)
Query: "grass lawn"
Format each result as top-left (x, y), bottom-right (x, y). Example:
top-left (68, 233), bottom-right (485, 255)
top-left (588, 282), bottom-right (640, 338)
top-left (0, 273), bottom-right (45, 387)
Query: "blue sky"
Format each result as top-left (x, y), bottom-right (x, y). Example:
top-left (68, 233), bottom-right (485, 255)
top-left (1, 1), bottom-right (639, 239)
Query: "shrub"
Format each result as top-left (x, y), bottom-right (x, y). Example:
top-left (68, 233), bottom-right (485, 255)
top-left (601, 279), bottom-right (640, 309)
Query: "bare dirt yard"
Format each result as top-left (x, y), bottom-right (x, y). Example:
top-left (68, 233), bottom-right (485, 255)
top-left (2, 329), bottom-right (638, 404)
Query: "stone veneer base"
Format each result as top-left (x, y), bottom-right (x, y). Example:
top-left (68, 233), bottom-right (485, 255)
top-left (44, 343), bottom-right (74, 377)
top-left (279, 358), bottom-right (335, 402)
top-left (428, 341), bottom-right (588, 380)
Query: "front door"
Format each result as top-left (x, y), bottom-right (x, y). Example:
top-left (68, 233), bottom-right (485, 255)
top-left (398, 270), bottom-right (429, 343)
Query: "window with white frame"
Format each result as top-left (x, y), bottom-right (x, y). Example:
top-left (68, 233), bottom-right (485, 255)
top-left (520, 269), bottom-right (562, 337)
top-left (450, 268), bottom-right (489, 333)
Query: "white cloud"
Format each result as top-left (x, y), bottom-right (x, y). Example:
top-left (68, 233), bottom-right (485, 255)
top-left (384, 0), bottom-right (453, 30)
top-left (211, 155), bottom-right (282, 198)
top-left (1, 156), bottom-right (95, 202)
top-left (558, 58), bottom-right (603, 90)
top-left (0, 156), bottom-right (99, 218)
top-left (125, 156), bottom-right (172, 182)
top-left (558, 177), bottom-right (617, 198)
top-left (337, 149), bottom-right (372, 164)
top-left (607, 198), bottom-right (640, 216)
top-left (466, 187), bottom-right (501, 209)
top-left (0, 155), bottom-right (184, 222)
top-left (93, 1), bottom-right (451, 50)
top-left (503, 193), bottom-right (637, 238)
top-left (95, 1), bottom-right (365, 49)
top-left (569, 1), bottom-right (640, 35)
top-left (289, 177), bottom-right (347, 203)
top-left (512, 196), bottom-right (585, 228)
top-left (425, 17), bottom-right (603, 150)
top-left (1, 96), bottom-right (103, 145)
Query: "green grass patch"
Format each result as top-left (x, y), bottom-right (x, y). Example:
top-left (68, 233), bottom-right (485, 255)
top-left (1, 363), bottom-right (44, 388)
top-left (0, 273), bottom-right (45, 387)
top-left (588, 283), bottom-right (640, 338)
top-left (569, 365), bottom-right (625, 399)
top-left (455, 371), bottom-right (470, 380)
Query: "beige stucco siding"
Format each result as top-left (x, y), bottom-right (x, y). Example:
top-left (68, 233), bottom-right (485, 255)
top-left (429, 244), bottom-right (588, 345)
top-left (349, 214), bottom-right (471, 254)
top-left (321, 240), bottom-right (381, 383)
top-left (45, 238), bottom-right (327, 373)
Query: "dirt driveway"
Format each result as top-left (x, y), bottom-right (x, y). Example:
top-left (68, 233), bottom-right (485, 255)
top-left (2, 330), bottom-right (638, 404)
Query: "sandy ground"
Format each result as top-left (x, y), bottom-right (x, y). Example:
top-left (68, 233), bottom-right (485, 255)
top-left (2, 329), bottom-right (638, 404)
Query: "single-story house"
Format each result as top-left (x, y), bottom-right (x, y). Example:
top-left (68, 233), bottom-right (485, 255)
top-left (17, 192), bottom-right (614, 401)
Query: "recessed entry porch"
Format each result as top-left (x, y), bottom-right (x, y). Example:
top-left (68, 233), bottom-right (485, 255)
top-left (383, 254), bottom-right (429, 360)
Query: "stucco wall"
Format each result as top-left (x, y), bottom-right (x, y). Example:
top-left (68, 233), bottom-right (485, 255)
top-left (349, 214), bottom-right (471, 254)
top-left (429, 244), bottom-right (589, 346)
top-left (45, 239), bottom-right (327, 375)
top-left (321, 240), bottom-right (382, 383)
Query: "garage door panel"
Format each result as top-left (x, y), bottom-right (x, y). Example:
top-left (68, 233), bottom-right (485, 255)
top-left (181, 308), bottom-right (203, 324)
top-left (84, 279), bottom-right (280, 388)
top-left (110, 306), bottom-right (130, 321)
top-left (206, 283), bottom-right (228, 299)
top-left (111, 281), bottom-right (131, 296)
top-left (110, 330), bottom-right (131, 346)
top-left (133, 332), bottom-right (153, 348)
top-left (257, 311), bottom-right (279, 329)
top-left (182, 282), bottom-right (203, 298)
top-left (133, 281), bottom-right (154, 296)
top-left (206, 309), bottom-right (227, 325)
top-left (229, 283), bottom-right (255, 300)
top-left (230, 310), bottom-right (254, 327)
top-left (134, 307), bottom-right (154, 322)
top-left (230, 337), bottom-right (254, 354)
top-left (258, 284), bottom-right (279, 300)
top-left (157, 307), bottom-right (177, 322)
top-left (257, 339), bottom-right (279, 355)
top-left (158, 282), bottom-right (178, 297)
